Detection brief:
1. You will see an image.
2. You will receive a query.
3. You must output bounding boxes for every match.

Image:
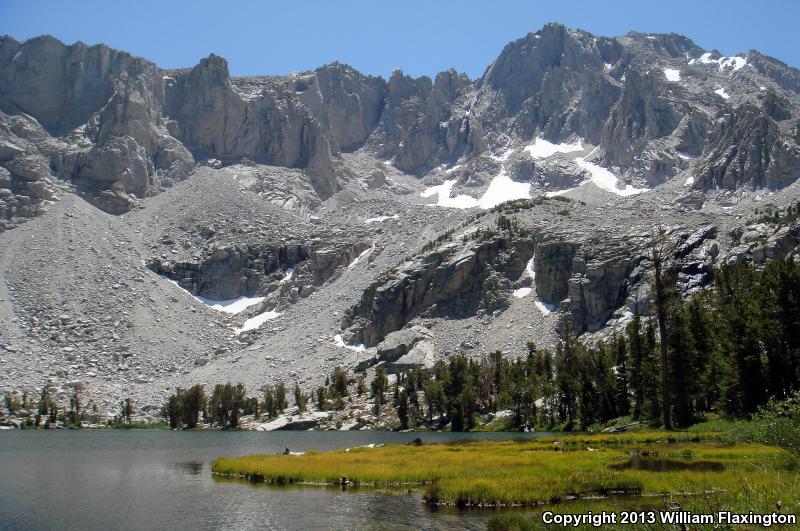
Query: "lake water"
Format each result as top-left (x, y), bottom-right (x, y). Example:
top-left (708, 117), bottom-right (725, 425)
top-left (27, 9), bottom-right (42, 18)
top-left (0, 430), bottom-right (554, 530)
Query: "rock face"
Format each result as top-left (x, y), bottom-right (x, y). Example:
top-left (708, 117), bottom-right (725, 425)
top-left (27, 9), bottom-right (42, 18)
top-left (698, 95), bottom-right (800, 189)
top-left (534, 242), bottom-right (578, 304)
top-left (342, 235), bottom-right (535, 346)
top-left (164, 55), bottom-right (338, 198)
top-left (4, 23), bottom-right (800, 229)
top-left (342, 210), bottom-right (731, 344)
top-left (149, 240), bottom-right (371, 301)
top-left (0, 35), bottom-right (195, 221)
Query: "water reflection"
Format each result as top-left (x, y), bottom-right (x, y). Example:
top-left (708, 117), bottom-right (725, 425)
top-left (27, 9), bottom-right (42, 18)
top-left (173, 461), bottom-right (204, 475)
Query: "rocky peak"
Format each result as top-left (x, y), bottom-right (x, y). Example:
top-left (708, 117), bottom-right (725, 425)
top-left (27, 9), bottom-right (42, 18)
top-left (623, 31), bottom-right (704, 60)
top-left (312, 62), bottom-right (387, 151)
top-left (483, 23), bottom-right (606, 113)
top-left (3, 24), bottom-right (800, 229)
top-left (188, 53), bottom-right (231, 87)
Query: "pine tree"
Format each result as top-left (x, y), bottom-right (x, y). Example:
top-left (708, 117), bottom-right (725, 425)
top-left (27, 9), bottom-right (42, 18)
top-left (263, 386), bottom-right (277, 418)
top-left (181, 385), bottom-right (205, 428)
top-left (294, 384), bottom-right (307, 412)
top-left (120, 397), bottom-right (134, 424)
top-left (332, 367), bottom-right (349, 398)
top-left (626, 315), bottom-right (646, 420)
top-left (667, 302), bottom-right (696, 427)
top-left (37, 385), bottom-right (51, 422)
top-left (165, 393), bottom-right (181, 429)
top-left (397, 388), bottom-right (410, 430)
top-left (316, 386), bottom-right (327, 410)
top-left (275, 383), bottom-right (288, 413)
top-left (371, 367), bottom-right (388, 405)
top-left (715, 263), bottom-right (766, 414)
top-left (554, 319), bottom-right (581, 429)
top-left (651, 229), bottom-right (674, 429)
top-left (643, 321), bottom-right (662, 424)
top-left (686, 296), bottom-right (717, 411)
top-left (613, 335), bottom-right (630, 417)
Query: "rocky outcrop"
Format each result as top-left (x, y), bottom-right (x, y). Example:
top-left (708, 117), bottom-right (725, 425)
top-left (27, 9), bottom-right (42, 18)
top-left (388, 69), bottom-right (472, 173)
top-left (0, 35), bottom-right (135, 136)
top-left (342, 218), bottom-right (729, 345)
top-left (533, 242), bottom-right (578, 304)
top-left (308, 63), bottom-right (386, 151)
top-left (725, 220), bottom-right (800, 265)
top-left (148, 240), bottom-right (371, 301)
top-left (0, 112), bottom-right (59, 228)
top-left (164, 55), bottom-right (338, 198)
top-left (698, 97), bottom-right (800, 190)
top-left (534, 226), bottom-right (723, 333)
top-left (343, 235), bottom-right (535, 346)
top-left (376, 325), bottom-right (432, 360)
top-left (0, 35), bottom-right (196, 213)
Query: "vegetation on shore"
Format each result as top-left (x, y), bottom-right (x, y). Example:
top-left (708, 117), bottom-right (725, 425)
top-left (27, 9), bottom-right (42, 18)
top-left (212, 431), bottom-right (797, 513)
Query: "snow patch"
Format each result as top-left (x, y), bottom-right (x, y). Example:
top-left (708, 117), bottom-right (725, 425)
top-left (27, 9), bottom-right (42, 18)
top-left (691, 53), bottom-right (748, 72)
top-left (523, 137), bottom-right (583, 159)
top-left (714, 87), bottom-right (730, 99)
top-left (512, 287), bottom-right (532, 298)
top-left (477, 168), bottom-right (531, 209)
top-left (235, 310), bottom-right (281, 334)
top-left (720, 55), bottom-right (748, 71)
top-left (365, 214), bottom-right (399, 224)
top-left (196, 295), bottom-right (266, 314)
top-left (423, 151), bottom-right (536, 209)
top-left (421, 179), bottom-right (479, 209)
top-left (517, 256), bottom-right (555, 315)
top-left (684, 176), bottom-right (695, 186)
top-left (333, 334), bottom-right (367, 352)
top-left (545, 187), bottom-right (576, 198)
top-left (348, 246), bottom-right (375, 269)
top-left (663, 68), bottom-right (681, 82)
top-left (158, 274), bottom-right (264, 314)
top-left (575, 155), bottom-right (648, 196)
top-left (488, 148), bottom-right (514, 162)
top-left (535, 301), bottom-right (555, 315)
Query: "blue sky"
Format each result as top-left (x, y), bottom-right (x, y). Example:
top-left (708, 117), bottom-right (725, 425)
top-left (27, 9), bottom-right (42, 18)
top-left (2, 0), bottom-right (798, 79)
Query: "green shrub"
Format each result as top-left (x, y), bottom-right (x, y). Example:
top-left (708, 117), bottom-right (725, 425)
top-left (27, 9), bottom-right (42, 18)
top-left (738, 392), bottom-right (800, 454)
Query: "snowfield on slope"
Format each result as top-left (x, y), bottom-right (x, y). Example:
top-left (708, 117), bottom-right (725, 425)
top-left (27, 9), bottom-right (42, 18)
top-left (575, 152), bottom-right (648, 197)
top-left (523, 137), bottom-right (584, 159)
top-left (663, 68), bottom-right (681, 82)
top-left (235, 310), bottom-right (281, 334)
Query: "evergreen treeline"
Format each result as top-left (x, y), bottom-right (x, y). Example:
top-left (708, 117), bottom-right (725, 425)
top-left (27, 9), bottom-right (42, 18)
top-left (3, 384), bottom-right (95, 428)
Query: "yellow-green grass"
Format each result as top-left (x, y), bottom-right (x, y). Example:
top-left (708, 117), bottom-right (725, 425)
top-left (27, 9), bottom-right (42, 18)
top-left (212, 432), bottom-right (797, 509)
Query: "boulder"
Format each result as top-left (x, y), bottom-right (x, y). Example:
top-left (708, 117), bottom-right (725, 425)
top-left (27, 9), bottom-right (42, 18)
top-left (376, 326), bottom-right (432, 363)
